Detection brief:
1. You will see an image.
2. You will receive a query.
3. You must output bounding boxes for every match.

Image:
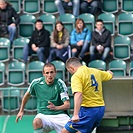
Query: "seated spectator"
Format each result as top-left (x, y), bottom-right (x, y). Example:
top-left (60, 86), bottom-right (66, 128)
top-left (90, 19), bottom-right (111, 62)
top-left (21, 19), bottom-right (50, 63)
top-left (48, 21), bottom-right (70, 63)
top-left (80, 0), bottom-right (102, 16)
top-left (0, 0), bottom-right (20, 45)
top-left (70, 18), bottom-right (91, 61)
top-left (55, 0), bottom-right (80, 17)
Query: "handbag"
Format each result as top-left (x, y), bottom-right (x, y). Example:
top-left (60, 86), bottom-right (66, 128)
top-left (0, 10), bottom-right (8, 35)
top-left (0, 22), bottom-right (8, 35)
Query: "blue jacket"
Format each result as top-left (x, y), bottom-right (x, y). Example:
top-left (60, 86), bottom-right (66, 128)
top-left (70, 28), bottom-right (91, 45)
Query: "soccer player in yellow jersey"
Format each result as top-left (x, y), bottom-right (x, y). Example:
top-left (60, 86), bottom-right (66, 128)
top-left (61, 57), bottom-right (113, 133)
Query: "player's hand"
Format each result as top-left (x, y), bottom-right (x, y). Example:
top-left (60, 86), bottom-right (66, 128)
top-left (15, 111), bottom-right (24, 123)
top-left (47, 101), bottom-right (57, 110)
top-left (71, 115), bottom-right (80, 123)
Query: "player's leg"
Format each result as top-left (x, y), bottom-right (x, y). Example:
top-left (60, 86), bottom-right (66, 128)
top-left (33, 118), bottom-right (43, 133)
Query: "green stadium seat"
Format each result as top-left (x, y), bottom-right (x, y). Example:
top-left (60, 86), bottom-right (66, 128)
top-left (0, 37), bottom-right (10, 62)
top-left (19, 14), bottom-right (36, 37)
top-left (27, 61), bottom-right (44, 84)
top-left (88, 60), bottom-right (106, 70)
top-left (98, 13), bottom-right (116, 36)
top-left (113, 35), bottom-right (131, 60)
top-left (129, 61), bottom-right (133, 76)
top-left (118, 13), bottom-right (133, 36)
top-left (13, 37), bottom-right (30, 61)
top-left (102, 0), bottom-right (119, 13)
top-left (7, 61), bottom-right (26, 86)
top-left (23, 0), bottom-right (40, 14)
top-left (41, 0), bottom-right (58, 14)
top-left (109, 60), bottom-right (127, 76)
top-left (2, 88), bottom-right (20, 112)
top-left (121, 0), bottom-right (133, 13)
top-left (58, 13), bottom-right (75, 34)
top-left (78, 13), bottom-right (95, 32)
top-left (51, 60), bottom-right (66, 81)
top-left (7, 0), bottom-right (21, 13)
top-left (38, 14), bottom-right (56, 33)
top-left (0, 62), bottom-right (5, 86)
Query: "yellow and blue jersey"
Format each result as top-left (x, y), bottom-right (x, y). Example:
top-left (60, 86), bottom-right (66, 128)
top-left (71, 65), bottom-right (112, 107)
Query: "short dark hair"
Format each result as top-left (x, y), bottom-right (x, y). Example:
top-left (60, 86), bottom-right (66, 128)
top-left (42, 63), bottom-right (56, 73)
top-left (96, 19), bottom-right (103, 24)
top-left (35, 19), bottom-right (43, 24)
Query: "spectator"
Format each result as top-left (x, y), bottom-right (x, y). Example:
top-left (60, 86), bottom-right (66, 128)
top-left (0, 0), bottom-right (20, 44)
top-left (48, 21), bottom-right (70, 63)
top-left (80, 0), bottom-right (102, 16)
top-left (55, 0), bottom-right (80, 17)
top-left (61, 57), bottom-right (113, 133)
top-left (90, 19), bottom-right (111, 62)
top-left (21, 19), bottom-right (50, 63)
top-left (16, 63), bottom-right (70, 133)
top-left (70, 18), bottom-right (91, 61)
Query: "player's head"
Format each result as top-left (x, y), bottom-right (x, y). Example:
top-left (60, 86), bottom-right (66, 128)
top-left (42, 63), bottom-right (56, 85)
top-left (66, 57), bottom-right (82, 74)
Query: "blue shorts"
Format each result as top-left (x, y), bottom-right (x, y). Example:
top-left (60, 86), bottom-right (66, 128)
top-left (65, 106), bottom-right (105, 133)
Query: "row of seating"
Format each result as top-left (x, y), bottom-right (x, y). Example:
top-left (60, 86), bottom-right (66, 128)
top-left (0, 34), bottom-right (132, 63)
top-left (17, 12), bottom-right (133, 38)
top-left (0, 59), bottom-right (133, 87)
top-left (7, 0), bottom-right (133, 14)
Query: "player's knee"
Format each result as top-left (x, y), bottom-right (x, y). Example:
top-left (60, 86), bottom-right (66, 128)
top-left (33, 118), bottom-right (43, 129)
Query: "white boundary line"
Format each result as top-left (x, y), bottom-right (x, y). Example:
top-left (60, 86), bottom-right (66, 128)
top-left (2, 115), bottom-right (10, 133)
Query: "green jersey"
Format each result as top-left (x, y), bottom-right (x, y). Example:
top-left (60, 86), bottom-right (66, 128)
top-left (27, 77), bottom-right (69, 115)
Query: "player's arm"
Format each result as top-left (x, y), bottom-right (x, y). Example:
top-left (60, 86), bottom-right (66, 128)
top-left (107, 70), bottom-right (113, 78)
top-left (15, 92), bottom-right (31, 123)
top-left (72, 92), bottom-right (82, 122)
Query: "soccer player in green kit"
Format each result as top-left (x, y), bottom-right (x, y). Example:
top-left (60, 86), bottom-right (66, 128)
top-left (61, 57), bottom-right (113, 133)
top-left (16, 63), bottom-right (70, 133)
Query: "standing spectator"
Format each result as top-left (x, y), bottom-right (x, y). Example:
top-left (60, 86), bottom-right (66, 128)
top-left (70, 18), bottom-right (91, 61)
top-left (0, 0), bottom-right (20, 44)
top-left (90, 19), bottom-right (111, 62)
top-left (61, 57), bottom-right (113, 133)
top-left (48, 21), bottom-right (70, 62)
top-left (80, 0), bottom-right (102, 16)
top-left (55, 0), bottom-right (80, 17)
top-left (16, 63), bottom-right (70, 133)
top-left (21, 19), bottom-right (50, 63)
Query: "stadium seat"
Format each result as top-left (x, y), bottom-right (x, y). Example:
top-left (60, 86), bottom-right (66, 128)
top-left (98, 13), bottom-right (116, 36)
top-left (51, 60), bottom-right (66, 81)
top-left (121, 0), bottom-right (133, 13)
top-left (12, 37), bottom-right (30, 61)
top-left (102, 0), bottom-right (119, 13)
top-left (23, 90), bottom-right (37, 112)
top-left (109, 60), bottom-right (127, 76)
top-left (27, 61), bottom-right (44, 84)
top-left (113, 35), bottom-right (131, 60)
top-left (78, 13), bottom-right (95, 32)
top-left (129, 61), bottom-right (133, 76)
top-left (88, 60), bottom-right (106, 70)
top-left (19, 14), bottom-right (36, 37)
top-left (118, 12), bottom-right (133, 36)
top-left (23, 0), bottom-right (40, 14)
top-left (2, 88), bottom-right (20, 112)
top-left (41, 0), bottom-right (58, 14)
top-left (0, 37), bottom-right (10, 62)
top-left (58, 13), bottom-right (75, 34)
top-left (7, 0), bottom-right (21, 13)
top-left (38, 14), bottom-right (56, 33)
top-left (0, 62), bottom-right (5, 86)
top-left (7, 61), bottom-right (26, 86)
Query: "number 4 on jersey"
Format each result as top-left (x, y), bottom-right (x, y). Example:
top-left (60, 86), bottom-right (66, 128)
top-left (91, 74), bottom-right (98, 91)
